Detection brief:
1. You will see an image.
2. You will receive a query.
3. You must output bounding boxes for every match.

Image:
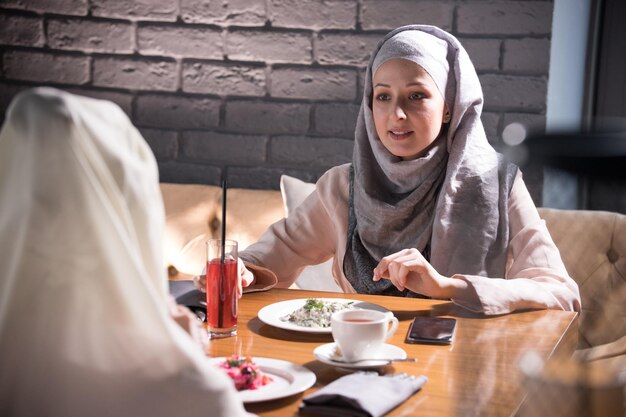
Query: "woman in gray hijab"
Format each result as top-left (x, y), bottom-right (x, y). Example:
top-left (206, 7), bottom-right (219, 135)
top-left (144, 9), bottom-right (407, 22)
top-left (217, 25), bottom-right (580, 315)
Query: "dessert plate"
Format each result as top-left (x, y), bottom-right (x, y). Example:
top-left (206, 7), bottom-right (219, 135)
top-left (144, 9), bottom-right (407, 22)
top-left (209, 357), bottom-right (316, 403)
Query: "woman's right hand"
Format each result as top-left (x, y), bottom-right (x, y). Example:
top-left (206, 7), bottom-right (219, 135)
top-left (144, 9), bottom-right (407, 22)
top-left (193, 257), bottom-right (254, 298)
top-left (373, 248), bottom-right (465, 299)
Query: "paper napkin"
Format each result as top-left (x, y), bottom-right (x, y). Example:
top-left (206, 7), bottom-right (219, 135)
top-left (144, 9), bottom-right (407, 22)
top-left (300, 371), bottom-right (427, 417)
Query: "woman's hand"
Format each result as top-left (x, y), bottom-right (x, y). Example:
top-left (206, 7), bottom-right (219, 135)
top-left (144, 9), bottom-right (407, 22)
top-left (193, 257), bottom-right (254, 298)
top-left (373, 248), bottom-right (464, 299)
top-left (168, 296), bottom-right (208, 350)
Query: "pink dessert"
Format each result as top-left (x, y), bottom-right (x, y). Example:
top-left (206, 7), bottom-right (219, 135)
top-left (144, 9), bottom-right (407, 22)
top-left (217, 355), bottom-right (273, 391)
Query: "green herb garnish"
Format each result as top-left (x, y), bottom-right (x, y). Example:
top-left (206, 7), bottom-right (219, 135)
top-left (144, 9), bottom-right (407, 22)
top-left (303, 298), bottom-right (325, 311)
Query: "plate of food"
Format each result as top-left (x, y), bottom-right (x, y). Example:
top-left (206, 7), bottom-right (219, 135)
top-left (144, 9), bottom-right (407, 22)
top-left (209, 355), bottom-right (316, 403)
top-left (257, 298), bottom-right (389, 334)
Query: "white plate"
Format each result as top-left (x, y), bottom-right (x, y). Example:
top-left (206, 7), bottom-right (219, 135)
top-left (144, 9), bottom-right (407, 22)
top-left (257, 298), bottom-right (389, 334)
top-left (314, 342), bottom-right (407, 369)
top-left (209, 357), bottom-right (316, 403)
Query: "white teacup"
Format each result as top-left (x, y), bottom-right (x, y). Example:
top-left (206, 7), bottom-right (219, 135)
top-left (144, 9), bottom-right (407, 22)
top-left (331, 309), bottom-right (399, 362)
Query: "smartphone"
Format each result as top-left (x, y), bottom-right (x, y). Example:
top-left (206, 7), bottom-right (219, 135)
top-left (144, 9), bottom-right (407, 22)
top-left (406, 317), bottom-right (457, 344)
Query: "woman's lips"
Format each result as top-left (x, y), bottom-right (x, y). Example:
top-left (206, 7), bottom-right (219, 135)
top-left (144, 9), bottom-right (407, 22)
top-left (388, 130), bottom-right (413, 140)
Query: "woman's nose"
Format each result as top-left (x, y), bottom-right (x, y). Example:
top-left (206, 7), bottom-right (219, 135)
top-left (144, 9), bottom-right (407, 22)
top-left (393, 103), bottom-right (407, 120)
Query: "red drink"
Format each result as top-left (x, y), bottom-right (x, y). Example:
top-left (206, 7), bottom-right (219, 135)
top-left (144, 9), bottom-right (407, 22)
top-left (206, 258), bottom-right (238, 335)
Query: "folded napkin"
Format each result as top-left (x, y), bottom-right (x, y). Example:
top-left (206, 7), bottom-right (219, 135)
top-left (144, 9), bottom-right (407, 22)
top-left (300, 372), bottom-right (427, 417)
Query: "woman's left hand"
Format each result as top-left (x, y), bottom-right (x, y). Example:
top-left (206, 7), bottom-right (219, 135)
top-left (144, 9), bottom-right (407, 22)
top-left (373, 248), bottom-right (457, 298)
top-left (168, 296), bottom-right (208, 350)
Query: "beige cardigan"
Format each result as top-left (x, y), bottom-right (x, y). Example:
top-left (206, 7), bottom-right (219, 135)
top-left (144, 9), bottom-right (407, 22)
top-left (242, 164), bottom-right (581, 315)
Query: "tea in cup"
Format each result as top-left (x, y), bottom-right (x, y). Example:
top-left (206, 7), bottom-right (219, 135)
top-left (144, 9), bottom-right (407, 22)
top-left (331, 309), bottom-right (399, 361)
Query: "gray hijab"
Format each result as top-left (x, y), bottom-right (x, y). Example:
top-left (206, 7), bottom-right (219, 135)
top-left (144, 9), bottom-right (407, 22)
top-left (344, 25), bottom-right (517, 296)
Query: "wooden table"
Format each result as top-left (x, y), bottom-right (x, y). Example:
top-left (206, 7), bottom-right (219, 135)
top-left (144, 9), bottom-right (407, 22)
top-left (207, 289), bottom-right (578, 417)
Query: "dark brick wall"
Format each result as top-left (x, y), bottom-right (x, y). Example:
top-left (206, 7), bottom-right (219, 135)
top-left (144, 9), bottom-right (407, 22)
top-left (0, 0), bottom-right (552, 201)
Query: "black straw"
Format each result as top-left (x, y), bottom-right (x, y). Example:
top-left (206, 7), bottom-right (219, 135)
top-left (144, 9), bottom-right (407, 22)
top-left (219, 180), bottom-right (227, 328)
top-left (220, 180), bottom-right (227, 260)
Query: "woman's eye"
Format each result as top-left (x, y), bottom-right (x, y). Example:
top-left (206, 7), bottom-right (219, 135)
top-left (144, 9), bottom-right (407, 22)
top-left (409, 92), bottom-right (425, 100)
top-left (375, 93), bottom-right (390, 101)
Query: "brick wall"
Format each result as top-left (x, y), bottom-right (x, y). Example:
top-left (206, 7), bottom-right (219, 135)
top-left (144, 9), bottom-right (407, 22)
top-left (0, 0), bottom-right (553, 201)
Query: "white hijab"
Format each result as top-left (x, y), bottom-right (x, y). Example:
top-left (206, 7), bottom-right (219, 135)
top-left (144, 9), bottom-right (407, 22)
top-left (0, 88), bottom-right (249, 417)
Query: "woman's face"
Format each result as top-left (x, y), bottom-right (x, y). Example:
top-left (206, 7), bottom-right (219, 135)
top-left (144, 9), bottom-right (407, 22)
top-left (372, 59), bottom-right (448, 160)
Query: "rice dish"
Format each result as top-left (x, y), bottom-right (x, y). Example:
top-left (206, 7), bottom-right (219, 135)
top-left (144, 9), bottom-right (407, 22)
top-left (281, 298), bottom-right (355, 328)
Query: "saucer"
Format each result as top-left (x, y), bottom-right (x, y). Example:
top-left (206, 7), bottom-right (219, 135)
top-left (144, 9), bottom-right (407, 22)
top-left (314, 342), bottom-right (407, 369)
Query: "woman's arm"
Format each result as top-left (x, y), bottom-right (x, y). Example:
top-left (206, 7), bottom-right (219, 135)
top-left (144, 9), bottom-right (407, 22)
top-left (374, 172), bottom-right (582, 315)
top-left (194, 166), bottom-right (348, 293)
top-left (449, 172), bottom-right (581, 314)
top-left (239, 167), bottom-right (344, 288)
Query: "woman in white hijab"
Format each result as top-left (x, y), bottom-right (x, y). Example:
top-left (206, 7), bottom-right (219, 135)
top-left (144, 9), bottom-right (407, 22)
top-left (235, 25), bottom-right (581, 315)
top-left (0, 88), bottom-right (250, 417)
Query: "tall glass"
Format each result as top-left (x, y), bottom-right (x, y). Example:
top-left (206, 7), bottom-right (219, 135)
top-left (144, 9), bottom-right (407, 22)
top-left (206, 239), bottom-right (238, 338)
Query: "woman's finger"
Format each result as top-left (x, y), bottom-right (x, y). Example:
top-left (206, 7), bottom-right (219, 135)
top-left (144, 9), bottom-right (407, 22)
top-left (238, 258), bottom-right (254, 287)
top-left (373, 249), bottom-right (411, 279)
top-left (236, 259), bottom-right (254, 299)
top-left (386, 260), bottom-right (405, 291)
top-left (393, 254), bottom-right (429, 274)
top-left (192, 275), bottom-right (207, 293)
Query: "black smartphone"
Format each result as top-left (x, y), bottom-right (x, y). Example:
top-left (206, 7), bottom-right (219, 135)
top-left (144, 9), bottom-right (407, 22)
top-left (406, 317), bottom-right (457, 344)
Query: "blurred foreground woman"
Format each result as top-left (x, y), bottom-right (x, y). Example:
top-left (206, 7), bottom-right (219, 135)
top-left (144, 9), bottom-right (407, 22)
top-left (0, 88), bottom-right (250, 417)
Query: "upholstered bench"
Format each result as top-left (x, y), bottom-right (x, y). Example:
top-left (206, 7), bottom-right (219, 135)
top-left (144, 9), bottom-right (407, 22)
top-left (160, 180), bottom-right (626, 355)
top-left (538, 208), bottom-right (625, 350)
top-left (161, 182), bottom-right (284, 280)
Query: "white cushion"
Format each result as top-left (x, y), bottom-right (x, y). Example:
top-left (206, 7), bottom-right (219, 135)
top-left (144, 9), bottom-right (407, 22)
top-left (280, 175), bottom-right (341, 292)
